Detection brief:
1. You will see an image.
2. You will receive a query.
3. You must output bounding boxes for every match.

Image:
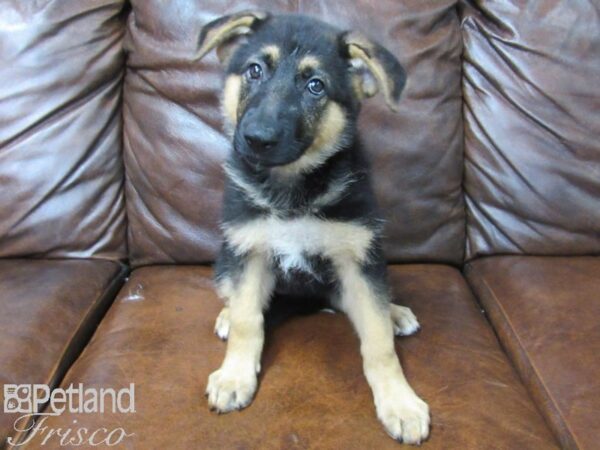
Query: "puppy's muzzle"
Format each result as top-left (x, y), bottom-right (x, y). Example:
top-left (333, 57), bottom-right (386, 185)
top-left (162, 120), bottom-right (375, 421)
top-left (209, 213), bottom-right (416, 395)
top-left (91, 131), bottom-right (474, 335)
top-left (243, 123), bottom-right (280, 153)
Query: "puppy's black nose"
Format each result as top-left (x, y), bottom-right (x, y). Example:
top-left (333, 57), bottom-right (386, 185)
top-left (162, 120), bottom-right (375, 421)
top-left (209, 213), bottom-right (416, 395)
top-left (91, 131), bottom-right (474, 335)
top-left (244, 127), bottom-right (279, 152)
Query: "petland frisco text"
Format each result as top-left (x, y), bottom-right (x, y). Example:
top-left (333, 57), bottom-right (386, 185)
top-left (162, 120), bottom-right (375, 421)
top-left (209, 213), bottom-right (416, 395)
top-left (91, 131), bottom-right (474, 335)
top-left (4, 383), bottom-right (135, 447)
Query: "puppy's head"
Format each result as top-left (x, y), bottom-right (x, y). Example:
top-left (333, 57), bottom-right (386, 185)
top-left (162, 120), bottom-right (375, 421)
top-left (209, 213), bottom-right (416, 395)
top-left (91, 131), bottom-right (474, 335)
top-left (198, 12), bottom-right (406, 172)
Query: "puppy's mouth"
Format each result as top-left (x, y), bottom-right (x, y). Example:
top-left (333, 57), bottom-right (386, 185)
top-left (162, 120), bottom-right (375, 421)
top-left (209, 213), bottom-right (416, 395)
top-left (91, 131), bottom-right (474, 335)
top-left (236, 147), bottom-right (286, 168)
top-left (233, 132), bottom-right (306, 168)
top-left (238, 151), bottom-right (276, 168)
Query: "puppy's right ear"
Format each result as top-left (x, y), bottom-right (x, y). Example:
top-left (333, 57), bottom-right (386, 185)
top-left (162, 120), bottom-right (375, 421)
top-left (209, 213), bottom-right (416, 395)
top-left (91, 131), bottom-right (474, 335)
top-left (197, 10), bottom-right (269, 64)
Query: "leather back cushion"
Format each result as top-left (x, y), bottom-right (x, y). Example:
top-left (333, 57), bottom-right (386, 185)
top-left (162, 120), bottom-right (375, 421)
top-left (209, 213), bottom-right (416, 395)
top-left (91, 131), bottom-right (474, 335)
top-left (124, 0), bottom-right (465, 267)
top-left (0, 0), bottom-right (127, 260)
top-left (462, 1), bottom-right (600, 259)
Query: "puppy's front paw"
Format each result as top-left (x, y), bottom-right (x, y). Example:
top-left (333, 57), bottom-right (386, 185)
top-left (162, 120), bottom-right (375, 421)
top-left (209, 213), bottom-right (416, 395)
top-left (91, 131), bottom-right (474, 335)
top-left (390, 304), bottom-right (420, 336)
top-left (375, 387), bottom-right (430, 445)
top-left (206, 366), bottom-right (257, 413)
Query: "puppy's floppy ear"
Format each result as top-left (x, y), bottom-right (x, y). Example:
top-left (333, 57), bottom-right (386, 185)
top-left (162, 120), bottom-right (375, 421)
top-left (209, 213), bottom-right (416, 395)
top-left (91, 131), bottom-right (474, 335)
top-left (197, 10), bottom-right (269, 63)
top-left (341, 31), bottom-right (406, 112)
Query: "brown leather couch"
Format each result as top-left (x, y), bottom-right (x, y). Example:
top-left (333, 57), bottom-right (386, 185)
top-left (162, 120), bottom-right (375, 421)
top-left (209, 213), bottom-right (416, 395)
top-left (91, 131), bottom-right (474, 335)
top-left (1, 1), bottom-right (598, 449)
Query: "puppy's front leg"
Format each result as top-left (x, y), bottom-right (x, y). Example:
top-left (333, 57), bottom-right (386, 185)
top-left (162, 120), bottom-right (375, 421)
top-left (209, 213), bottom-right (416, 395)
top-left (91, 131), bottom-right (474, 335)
top-left (206, 252), bottom-right (274, 413)
top-left (334, 259), bottom-right (430, 444)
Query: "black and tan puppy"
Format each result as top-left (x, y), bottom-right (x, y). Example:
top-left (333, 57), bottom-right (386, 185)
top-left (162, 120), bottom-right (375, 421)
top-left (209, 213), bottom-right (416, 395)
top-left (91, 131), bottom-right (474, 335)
top-left (198, 11), bottom-right (430, 444)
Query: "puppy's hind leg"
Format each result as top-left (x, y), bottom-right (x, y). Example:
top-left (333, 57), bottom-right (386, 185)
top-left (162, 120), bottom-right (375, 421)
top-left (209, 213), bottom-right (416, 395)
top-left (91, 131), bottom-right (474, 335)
top-left (206, 252), bottom-right (274, 413)
top-left (334, 259), bottom-right (430, 445)
top-left (213, 245), bottom-right (238, 341)
top-left (214, 278), bottom-right (232, 340)
top-left (214, 306), bottom-right (230, 341)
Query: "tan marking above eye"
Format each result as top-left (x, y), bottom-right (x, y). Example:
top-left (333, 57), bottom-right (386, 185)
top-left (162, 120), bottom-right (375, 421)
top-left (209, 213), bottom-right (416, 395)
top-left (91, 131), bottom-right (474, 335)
top-left (298, 55), bottom-right (321, 74)
top-left (261, 45), bottom-right (281, 65)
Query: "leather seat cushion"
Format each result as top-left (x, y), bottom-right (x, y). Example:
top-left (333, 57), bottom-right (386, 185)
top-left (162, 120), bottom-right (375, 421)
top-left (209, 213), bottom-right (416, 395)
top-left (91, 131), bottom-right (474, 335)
top-left (0, 259), bottom-right (126, 446)
top-left (466, 256), bottom-right (600, 450)
top-left (21, 265), bottom-right (557, 448)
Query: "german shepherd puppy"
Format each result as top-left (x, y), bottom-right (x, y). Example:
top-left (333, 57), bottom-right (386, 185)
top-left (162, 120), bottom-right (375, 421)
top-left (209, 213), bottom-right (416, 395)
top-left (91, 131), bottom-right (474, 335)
top-left (198, 11), bottom-right (430, 445)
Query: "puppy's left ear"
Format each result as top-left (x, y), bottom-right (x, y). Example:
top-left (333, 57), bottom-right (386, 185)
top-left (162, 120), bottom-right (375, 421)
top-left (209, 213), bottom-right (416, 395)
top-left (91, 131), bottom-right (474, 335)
top-left (198, 10), bottom-right (269, 63)
top-left (341, 31), bottom-right (406, 112)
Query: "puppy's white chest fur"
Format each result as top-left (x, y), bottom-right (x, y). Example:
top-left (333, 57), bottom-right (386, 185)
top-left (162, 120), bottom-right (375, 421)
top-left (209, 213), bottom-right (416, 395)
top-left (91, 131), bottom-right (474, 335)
top-left (224, 216), bottom-right (374, 273)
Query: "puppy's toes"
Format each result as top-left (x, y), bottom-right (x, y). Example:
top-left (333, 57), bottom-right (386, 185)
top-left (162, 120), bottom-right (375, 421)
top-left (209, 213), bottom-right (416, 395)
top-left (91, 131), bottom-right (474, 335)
top-left (376, 387), bottom-right (430, 445)
top-left (214, 307), bottom-right (230, 341)
top-left (206, 367), bottom-right (257, 413)
top-left (390, 304), bottom-right (420, 336)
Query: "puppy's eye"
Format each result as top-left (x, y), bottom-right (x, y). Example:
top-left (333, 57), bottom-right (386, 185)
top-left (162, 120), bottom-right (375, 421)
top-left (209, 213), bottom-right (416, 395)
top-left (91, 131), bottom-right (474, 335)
top-left (246, 63), bottom-right (263, 80)
top-left (307, 78), bottom-right (325, 96)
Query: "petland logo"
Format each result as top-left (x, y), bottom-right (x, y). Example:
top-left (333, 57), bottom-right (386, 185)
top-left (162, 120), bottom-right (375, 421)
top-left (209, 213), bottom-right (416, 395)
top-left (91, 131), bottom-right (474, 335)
top-left (4, 383), bottom-right (135, 447)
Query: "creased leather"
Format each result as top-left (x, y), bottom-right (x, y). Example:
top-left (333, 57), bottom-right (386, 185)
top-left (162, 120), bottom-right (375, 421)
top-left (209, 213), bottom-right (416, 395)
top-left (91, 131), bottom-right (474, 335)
top-left (124, 0), bottom-right (465, 267)
top-left (0, 0), bottom-right (128, 260)
top-left (461, 1), bottom-right (600, 259)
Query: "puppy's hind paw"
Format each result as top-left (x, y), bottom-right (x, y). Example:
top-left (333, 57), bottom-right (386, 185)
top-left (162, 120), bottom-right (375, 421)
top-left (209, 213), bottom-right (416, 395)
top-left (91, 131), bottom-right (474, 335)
top-left (391, 304), bottom-right (420, 336)
top-left (214, 307), bottom-right (230, 341)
